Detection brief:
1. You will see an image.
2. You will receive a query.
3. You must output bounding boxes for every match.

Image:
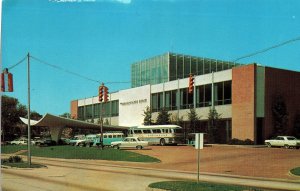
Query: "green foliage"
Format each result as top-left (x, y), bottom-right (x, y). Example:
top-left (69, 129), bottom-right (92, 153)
top-left (142, 106), bottom-right (152, 125)
top-left (1, 95), bottom-right (42, 140)
top-left (149, 181), bottom-right (263, 191)
top-left (59, 112), bottom-right (71, 118)
top-left (1, 96), bottom-right (27, 138)
top-left (171, 114), bottom-right (184, 126)
top-left (272, 95), bottom-right (288, 136)
top-left (187, 108), bottom-right (200, 133)
top-left (290, 167), bottom-right (300, 176)
top-left (1, 155), bottom-right (23, 164)
top-left (156, 108), bottom-right (171, 125)
top-left (229, 138), bottom-right (254, 145)
top-left (207, 108), bottom-right (221, 143)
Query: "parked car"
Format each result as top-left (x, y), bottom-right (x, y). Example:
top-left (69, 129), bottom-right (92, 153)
top-left (69, 135), bottom-right (86, 146)
top-left (35, 138), bottom-right (56, 146)
top-left (10, 138), bottom-right (28, 145)
top-left (111, 137), bottom-right (148, 150)
top-left (265, 136), bottom-right (300, 149)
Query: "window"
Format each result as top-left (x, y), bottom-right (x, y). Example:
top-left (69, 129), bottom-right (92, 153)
top-left (224, 81), bottom-right (232, 104)
top-left (184, 56), bottom-right (191, 78)
top-left (151, 92), bottom-right (163, 112)
top-left (134, 130), bottom-right (142, 134)
top-left (180, 88), bottom-right (193, 109)
top-left (143, 129), bottom-right (151, 133)
top-left (165, 90), bottom-right (177, 111)
top-left (204, 85), bottom-right (212, 107)
top-left (196, 85), bottom-right (204, 107)
top-left (152, 129), bottom-right (161, 133)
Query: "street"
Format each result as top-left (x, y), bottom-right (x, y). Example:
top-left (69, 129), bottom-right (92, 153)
top-left (2, 155), bottom-right (300, 191)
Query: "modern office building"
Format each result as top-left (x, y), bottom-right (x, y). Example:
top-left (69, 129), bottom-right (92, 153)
top-left (71, 52), bottom-right (300, 144)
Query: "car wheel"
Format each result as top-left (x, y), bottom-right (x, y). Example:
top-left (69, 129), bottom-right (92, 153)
top-left (136, 145), bottom-right (143, 150)
top-left (284, 144), bottom-right (290, 149)
top-left (266, 143), bottom-right (272, 148)
top-left (160, 138), bottom-right (166, 146)
top-left (113, 145), bottom-right (119, 149)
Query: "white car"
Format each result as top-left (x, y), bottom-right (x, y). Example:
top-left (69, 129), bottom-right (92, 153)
top-left (10, 138), bottom-right (28, 145)
top-left (265, 136), bottom-right (300, 149)
top-left (111, 137), bottom-right (148, 150)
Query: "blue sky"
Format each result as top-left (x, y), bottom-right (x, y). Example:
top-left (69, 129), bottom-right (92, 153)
top-left (2, 0), bottom-right (300, 115)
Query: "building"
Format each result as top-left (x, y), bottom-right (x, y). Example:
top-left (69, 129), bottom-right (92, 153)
top-left (71, 52), bottom-right (300, 144)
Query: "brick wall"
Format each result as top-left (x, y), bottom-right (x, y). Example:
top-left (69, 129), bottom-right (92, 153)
top-left (264, 67), bottom-right (300, 138)
top-left (70, 100), bottom-right (78, 119)
top-left (232, 64), bottom-right (256, 141)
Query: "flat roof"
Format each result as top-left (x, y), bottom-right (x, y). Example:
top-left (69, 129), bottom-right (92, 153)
top-left (20, 113), bottom-right (129, 131)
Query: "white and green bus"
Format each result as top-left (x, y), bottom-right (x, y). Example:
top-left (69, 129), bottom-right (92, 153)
top-left (128, 125), bottom-right (183, 146)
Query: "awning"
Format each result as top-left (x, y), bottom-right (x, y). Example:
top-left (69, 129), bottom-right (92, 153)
top-left (20, 113), bottom-right (129, 131)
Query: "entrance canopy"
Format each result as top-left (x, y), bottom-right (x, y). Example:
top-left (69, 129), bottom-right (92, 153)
top-left (20, 113), bottom-right (129, 142)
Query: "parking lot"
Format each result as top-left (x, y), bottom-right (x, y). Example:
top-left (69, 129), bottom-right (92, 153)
top-left (127, 145), bottom-right (300, 180)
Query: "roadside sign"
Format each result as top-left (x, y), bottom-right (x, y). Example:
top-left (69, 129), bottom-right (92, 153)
top-left (195, 133), bottom-right (204, 149)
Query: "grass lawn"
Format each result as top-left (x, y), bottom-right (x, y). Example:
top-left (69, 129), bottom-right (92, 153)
top-left (290, 167), bottom-right (300, 176)
top-left (1, 145), bottom-right (27, 154)
top-left (1, 145), bottom-right (160, 163)
top-left (149, 181), bottom-right (264, 191)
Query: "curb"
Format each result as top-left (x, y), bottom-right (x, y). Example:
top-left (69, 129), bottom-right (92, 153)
top-left (288, 171), bottom-right (300, 178)
top-left (145, 187), bottom-right (169, 191)
top-left (1, 164), bottom-right (48, 170)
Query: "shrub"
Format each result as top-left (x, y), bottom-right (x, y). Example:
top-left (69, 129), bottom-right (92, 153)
top-left (8, 155), bottom-right (23, 163)
top-left (229, 138), bottom-right (254, 145)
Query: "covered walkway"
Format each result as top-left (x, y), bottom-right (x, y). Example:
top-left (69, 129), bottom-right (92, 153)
top-left (20, 113), bottom-right (129, 142)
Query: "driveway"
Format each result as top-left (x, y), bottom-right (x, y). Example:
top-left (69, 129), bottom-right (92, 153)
top-left (130, 145), bottom-right (300, 180)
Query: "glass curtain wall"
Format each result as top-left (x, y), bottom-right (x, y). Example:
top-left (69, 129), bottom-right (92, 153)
top-left (131, 53), bottom-right (169, 88)
top-left (169, 53), bottom-right (240, 82)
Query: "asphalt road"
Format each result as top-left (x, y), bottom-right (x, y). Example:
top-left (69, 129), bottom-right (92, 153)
top-left (2, 156), bottom-right (300, 191)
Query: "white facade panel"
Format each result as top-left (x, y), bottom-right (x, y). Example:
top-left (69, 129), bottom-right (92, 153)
top-left (118, 85), bottom-right (151, 127)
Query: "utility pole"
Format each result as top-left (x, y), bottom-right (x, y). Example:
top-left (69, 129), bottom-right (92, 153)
top-left (27, 52), bottom-right (31, 166)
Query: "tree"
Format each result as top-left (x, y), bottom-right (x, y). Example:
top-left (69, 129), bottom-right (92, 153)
top-left (142, 106), bottom-right (152, 125)
top-left (60, 112), bottom-right (71, 118)
top-left (28, 111), bottom-right (43, 120)
top-left (156, 108), bottom-right (171, 125)
top-left (187, 108), bottom-right (200, 133)
top-left (1, 95), bottom-right (27, 140)
top-left (272, 95), bottom-right (288, 136)
top-left (207, 107), bottom-right (221, 143)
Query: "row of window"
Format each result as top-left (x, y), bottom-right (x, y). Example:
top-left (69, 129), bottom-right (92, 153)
top-left (151, 81), bottom-right (232, 112)
top-left (129, 129), bottom-right (174, 134)
top-left (78, 100), bottom-right (119, 120)
top-left (77, 81), bottom-right (232, 120)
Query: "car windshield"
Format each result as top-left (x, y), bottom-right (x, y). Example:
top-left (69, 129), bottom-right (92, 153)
top-left (136, 138), bottom-right (141, 141)
top-left (287, 137), bottom-right (296, 140)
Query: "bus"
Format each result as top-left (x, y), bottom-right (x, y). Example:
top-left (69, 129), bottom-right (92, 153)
top-left (128, 125), bottom-right (183, 146)
top-left (92, 132), bottom-right (124, 147)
